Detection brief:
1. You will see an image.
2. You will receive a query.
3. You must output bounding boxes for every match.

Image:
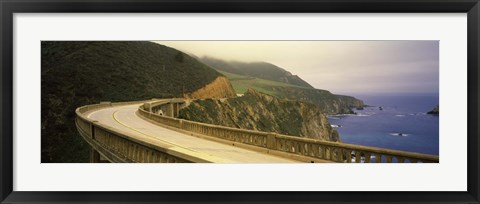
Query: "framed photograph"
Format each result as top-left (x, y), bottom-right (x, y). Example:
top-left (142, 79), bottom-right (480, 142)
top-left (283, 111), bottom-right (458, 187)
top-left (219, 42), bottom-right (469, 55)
top-left (1, 0), bottom-right (479, 203)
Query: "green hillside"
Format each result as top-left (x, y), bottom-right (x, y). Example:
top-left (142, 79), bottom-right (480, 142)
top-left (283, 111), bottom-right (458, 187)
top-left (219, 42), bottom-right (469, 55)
top-left (200, 57), bottom-right (313, 88)
top-left (218, 70), bottom-right (307, 95)
top-left (41, 41), bottom-right (226, 163)
top-left (219, 70), bottom-right (364, 114)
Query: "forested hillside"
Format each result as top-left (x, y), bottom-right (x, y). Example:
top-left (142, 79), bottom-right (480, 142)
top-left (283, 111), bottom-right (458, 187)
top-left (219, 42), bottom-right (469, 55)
top-left (41, 41), bottom-right (235, 162)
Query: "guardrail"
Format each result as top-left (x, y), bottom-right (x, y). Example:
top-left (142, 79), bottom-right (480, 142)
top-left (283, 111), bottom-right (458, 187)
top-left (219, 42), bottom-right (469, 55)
top-left (75, 100), bottom-right (214, 163)
top-left (139, 100), bottom-right (439, 163)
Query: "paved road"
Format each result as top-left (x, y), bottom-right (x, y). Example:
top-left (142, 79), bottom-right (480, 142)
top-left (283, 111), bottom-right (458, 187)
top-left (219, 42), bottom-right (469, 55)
top-left (87, 104), bottom-right (299, 163)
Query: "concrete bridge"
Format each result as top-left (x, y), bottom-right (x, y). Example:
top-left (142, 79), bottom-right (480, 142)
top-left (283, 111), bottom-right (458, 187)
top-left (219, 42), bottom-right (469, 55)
top-left (75, 99), bottom-right (439, 163)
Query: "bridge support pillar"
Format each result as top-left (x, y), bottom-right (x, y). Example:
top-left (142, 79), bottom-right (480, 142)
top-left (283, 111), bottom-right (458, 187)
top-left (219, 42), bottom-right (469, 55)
top-left (174, 103), bottom-right (179, 118)
top-left (90, 148), bottom-right (100, 163)
top-left (168, 103), bottom-right (174, 117)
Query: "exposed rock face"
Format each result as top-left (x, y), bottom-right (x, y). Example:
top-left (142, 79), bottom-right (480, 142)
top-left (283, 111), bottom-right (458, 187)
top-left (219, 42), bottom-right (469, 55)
top-left (179, 89), bottom-right (341, 142)
top-left (427, 105), bottom-right (439, 115)
top-left (269, 86), bottom-right (365, 114)
top-left (185, 76), bottom-right (236, 99)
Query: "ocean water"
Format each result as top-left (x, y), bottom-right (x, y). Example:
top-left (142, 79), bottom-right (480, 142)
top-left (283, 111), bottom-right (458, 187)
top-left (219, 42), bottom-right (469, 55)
top-left (327, 94), bottom-right (439, 155)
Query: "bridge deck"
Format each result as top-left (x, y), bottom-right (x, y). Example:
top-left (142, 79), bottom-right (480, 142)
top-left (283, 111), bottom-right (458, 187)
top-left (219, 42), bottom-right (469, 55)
top-left (87, 104), bottom-right (300, 163)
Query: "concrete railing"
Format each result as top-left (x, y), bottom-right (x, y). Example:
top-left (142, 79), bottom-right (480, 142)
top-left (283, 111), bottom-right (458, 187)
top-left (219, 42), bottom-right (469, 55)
top-left (139, 99), bottom-right (439, 163)
top-left (75, 100), bottom-right (215, 163)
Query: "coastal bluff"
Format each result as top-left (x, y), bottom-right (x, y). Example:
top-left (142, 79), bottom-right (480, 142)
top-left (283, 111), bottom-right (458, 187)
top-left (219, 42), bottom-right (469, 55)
top-left (179, 89), bottom-right (341, 142)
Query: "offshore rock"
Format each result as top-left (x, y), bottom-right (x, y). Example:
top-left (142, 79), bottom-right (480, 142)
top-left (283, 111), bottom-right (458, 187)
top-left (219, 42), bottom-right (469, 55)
top-left (427, 105), bottom-right (439, 115)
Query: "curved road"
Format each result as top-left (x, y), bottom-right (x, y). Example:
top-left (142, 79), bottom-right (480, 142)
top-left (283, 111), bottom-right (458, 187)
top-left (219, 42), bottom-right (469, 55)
top-left (87, 104), bottom-right (299, 163)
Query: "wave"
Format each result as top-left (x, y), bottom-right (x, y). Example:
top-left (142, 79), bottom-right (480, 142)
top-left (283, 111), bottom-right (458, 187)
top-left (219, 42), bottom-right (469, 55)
top-left (329, 114), bottom-right (356, 117)
top-left (330, 124), bottom-right (342, 128)
top-left (389, 132), bottom-right (410, 137)
top-left (331, 113), bottom-right (371, 117)
top-left (396, 113), bottom-right (429, 117)
top-left (408, 112), bottom-right (427, 116)
top-left (328, 112), bottom-right (372, 118)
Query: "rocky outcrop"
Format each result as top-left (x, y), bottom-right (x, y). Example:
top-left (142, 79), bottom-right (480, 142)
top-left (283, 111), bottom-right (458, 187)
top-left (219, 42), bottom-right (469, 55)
top-left (269, 86), bottom-right (365, 115)
top-left (185, 76), bottom-right (236, 99)
top-left (427, 105), bottom-right (439, 115)
top-left (179, 89), bottom-right (341, 142)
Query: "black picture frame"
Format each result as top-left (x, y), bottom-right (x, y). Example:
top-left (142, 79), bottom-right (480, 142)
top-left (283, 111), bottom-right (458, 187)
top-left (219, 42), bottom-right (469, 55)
top-left (1, 0), bottom-right (479, 203)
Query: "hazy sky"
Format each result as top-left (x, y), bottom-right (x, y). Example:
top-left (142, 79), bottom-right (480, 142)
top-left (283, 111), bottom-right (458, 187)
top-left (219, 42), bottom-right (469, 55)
top-left (155, 41), bottom-right (439, 95)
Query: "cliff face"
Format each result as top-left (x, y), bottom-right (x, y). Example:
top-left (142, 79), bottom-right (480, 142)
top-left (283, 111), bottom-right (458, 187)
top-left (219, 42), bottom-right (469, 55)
top-left (270, 87), bottom-right (365, 114)
top-left (179, 89), bottom-right (341, 142)
top-left (185, 76), bottom-right (236, 99)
